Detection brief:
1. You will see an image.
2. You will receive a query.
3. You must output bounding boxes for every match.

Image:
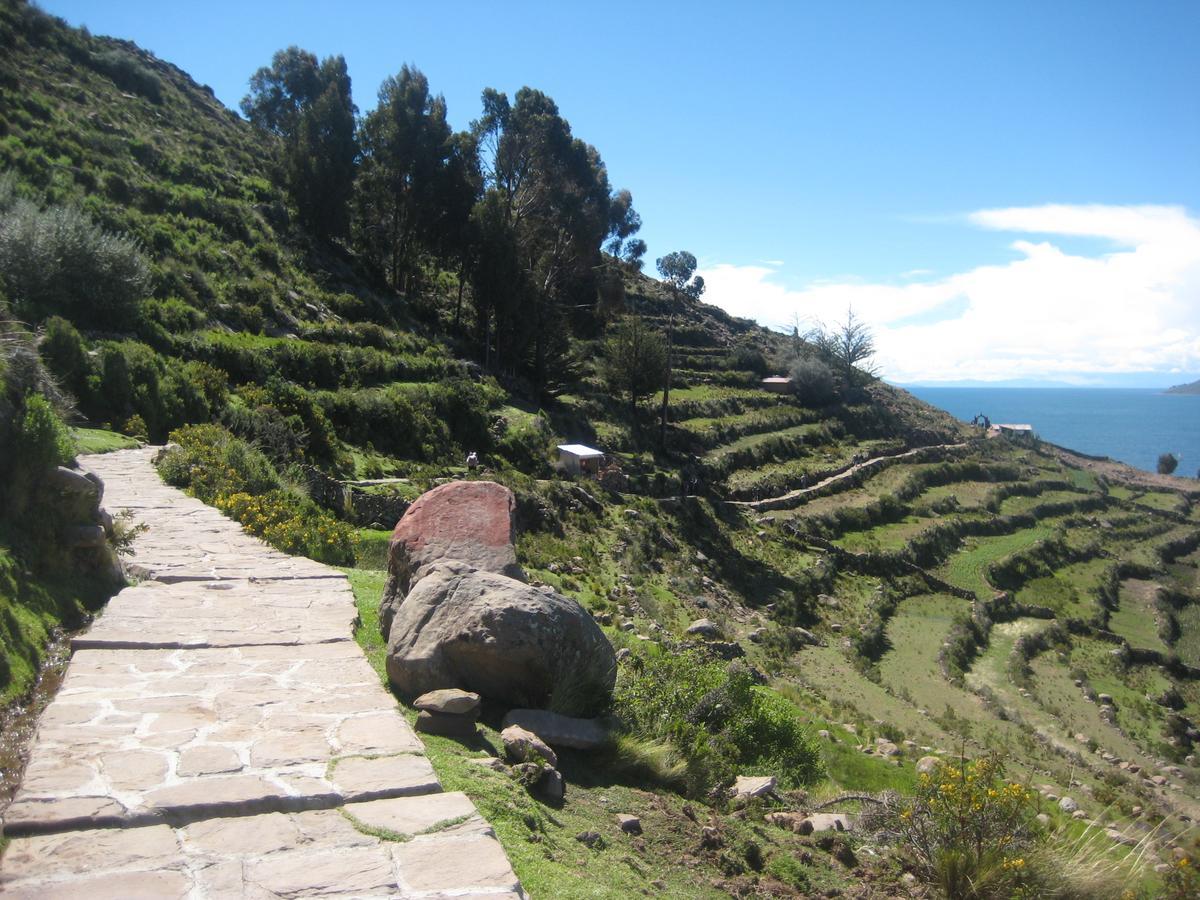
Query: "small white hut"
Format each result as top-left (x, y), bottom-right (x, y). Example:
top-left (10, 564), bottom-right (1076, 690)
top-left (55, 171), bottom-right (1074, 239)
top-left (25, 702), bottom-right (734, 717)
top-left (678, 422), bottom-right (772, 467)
top-left (557, 443), bottom-right (605, 476)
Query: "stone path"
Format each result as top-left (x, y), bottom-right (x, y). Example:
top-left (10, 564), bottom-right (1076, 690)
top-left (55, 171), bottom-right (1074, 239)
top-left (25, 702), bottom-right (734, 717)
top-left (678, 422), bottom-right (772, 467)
top-left (0, 448), bottom-right (526, 899)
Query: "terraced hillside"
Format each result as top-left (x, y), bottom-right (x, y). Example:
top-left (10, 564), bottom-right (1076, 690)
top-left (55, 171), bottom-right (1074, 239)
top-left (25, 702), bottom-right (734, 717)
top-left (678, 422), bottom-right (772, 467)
top-left (4, 3), bottom-right (1200, 895)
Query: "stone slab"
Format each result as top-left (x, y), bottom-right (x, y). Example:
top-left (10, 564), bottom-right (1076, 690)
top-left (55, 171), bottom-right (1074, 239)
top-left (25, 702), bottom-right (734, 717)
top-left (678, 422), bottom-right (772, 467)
top-left (75, 577), bottom-right (358, 649)
top-left (0, 800), bottom-right (524, 898)
top-left (2, 643), bottom-right (426, 833)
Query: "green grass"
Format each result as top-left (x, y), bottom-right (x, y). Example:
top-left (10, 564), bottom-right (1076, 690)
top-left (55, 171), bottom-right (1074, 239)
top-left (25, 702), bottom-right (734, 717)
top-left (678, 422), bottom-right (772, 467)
top-left (73, 427), bottom-right (139, 454)
top-left (1133, 490), bottom-right (1188, 513)
top-left (354, 529), bottom-right (392, 570)
top-left (933, 526), bottom-right (1055, 598)
top-left (835, 515), bottom-right (935, 553)
top-left (1014, 557), bottom-right (1111, 621)
top-left (1108, 579), bottom-right (1169, 653)
top-left (1176, 604), bottom-right (1200, 667)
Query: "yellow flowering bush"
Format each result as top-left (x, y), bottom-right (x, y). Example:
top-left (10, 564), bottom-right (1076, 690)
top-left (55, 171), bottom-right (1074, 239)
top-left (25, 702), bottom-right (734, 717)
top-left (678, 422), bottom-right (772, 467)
top-left (894, 754), bottom-right (1039, 898)
top-left (216, 490), bottom-right (357, 566)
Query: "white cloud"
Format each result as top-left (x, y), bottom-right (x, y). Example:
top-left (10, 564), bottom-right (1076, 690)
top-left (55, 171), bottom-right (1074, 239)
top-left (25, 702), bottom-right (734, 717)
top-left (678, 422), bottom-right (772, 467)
top-left (699, 204), bottom-right (1200, 383)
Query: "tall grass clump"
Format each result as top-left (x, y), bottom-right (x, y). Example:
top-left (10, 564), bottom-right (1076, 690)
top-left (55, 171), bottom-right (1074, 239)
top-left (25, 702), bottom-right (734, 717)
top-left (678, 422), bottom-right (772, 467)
top-left (613, 648), bottom-right (823, 797)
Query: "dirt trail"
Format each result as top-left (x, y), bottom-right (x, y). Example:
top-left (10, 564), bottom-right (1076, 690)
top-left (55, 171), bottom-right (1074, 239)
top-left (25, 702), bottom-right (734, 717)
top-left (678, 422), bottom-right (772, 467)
top-left (733, 442), bottom-right (969, 512)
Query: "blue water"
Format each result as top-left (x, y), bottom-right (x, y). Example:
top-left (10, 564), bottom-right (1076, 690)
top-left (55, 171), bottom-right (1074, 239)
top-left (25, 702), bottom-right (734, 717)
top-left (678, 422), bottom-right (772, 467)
top-left (906, 387), bottom-right (1200, 476)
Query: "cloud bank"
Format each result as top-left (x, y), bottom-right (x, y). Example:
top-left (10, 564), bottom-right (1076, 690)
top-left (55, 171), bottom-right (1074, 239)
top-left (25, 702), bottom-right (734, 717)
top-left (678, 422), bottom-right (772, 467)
top-left (699, 204), bottom-right (1200, 383)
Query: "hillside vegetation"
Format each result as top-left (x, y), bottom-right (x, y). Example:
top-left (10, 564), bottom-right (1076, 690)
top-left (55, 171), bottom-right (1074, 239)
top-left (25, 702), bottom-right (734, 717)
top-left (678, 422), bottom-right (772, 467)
top-left (3, 2), bottom-right (1200, 895)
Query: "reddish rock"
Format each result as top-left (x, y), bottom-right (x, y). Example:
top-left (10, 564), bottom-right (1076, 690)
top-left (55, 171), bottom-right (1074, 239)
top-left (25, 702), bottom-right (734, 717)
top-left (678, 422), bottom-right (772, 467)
top-left (379, 481), bottom-right (525, 638)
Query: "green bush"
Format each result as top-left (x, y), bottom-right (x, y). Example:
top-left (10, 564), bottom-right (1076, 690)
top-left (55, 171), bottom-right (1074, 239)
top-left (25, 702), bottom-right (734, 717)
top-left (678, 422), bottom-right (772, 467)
top-left (157, 423), bottom-right (278, 502)
top-left (0, 198), bottom-right (151, 326)
top-left (613, 649), bottom-right (823, 796)
top-left (38, 315), bottom-right (92, 399)
top-left (215, 490), bottom-right (356, 566)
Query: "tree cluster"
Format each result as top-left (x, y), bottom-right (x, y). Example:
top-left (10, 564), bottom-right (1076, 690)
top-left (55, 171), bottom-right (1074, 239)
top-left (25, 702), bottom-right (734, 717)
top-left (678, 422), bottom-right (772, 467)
top-left (241, 50), bottom-right (648, 393)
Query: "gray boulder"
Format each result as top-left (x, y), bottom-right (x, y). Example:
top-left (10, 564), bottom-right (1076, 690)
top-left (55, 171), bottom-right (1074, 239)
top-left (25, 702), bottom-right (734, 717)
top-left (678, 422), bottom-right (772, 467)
top-left (385, 564), bottom-right (616, 715)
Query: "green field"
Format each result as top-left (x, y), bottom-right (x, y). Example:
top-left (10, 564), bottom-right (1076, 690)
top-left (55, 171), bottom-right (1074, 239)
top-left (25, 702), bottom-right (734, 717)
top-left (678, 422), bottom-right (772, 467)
top-left (933, 525), bottom-right (1056, 598)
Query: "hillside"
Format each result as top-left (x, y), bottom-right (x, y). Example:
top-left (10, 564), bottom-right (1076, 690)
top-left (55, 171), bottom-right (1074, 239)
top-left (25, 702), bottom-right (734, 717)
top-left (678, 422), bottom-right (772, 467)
top-left (3, 3), bottom-right (1200, 896)
top-left (1166, 379), bottom-right (1200, 395)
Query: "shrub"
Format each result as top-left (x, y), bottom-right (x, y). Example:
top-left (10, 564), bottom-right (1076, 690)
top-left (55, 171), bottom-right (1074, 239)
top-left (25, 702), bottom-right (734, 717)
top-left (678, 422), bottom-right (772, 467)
top-left (892, 754), bottom-right (1041, 899)
top-left (1158, 452), bottom-right (1179, 475)
top-left (214, 490), bottom-right (356, 566)
top-left (157, 423), bottom-right (278, 502)
top-left (613, 649), bottom-right (823, 796)
top-left (0, 198), bottom-right (151, 326)
top-left (789, 356), bottom-right (837, 405)
top-left (38, 315), bottom-right (92, 399)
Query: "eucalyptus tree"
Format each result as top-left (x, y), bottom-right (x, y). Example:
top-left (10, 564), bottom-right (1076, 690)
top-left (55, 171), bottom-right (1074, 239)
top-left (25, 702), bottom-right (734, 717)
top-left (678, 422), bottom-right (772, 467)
top-left (470, 87), bottom-right (612, 389)
top-left (654, 250), bottom-right (706, 447)
top-left (355, 65), bottom-right (476, 293)
top-left (241, 48), bottom-right (357, 240)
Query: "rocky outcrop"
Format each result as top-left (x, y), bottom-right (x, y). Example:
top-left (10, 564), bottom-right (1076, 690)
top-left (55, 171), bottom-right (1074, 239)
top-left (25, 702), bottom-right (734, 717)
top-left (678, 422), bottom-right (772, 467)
top-left (379, 481), bottom-right (525, 639)
top-left (40, 463), bottom-right (122, 581)
top-left (385, 564), bottom-right (616, 715)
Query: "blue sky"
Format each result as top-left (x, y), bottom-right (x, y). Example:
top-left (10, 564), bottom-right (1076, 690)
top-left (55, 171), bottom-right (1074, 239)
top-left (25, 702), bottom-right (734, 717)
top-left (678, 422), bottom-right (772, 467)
top-left (43, 1), bottom-right (1200, 385)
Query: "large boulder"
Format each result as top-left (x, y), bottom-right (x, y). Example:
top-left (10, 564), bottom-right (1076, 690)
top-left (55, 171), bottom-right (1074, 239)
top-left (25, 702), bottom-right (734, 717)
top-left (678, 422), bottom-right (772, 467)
top-left (385, 564), bottom-right (616, 715)
top-left (379, 481), bottom-right (525, 638)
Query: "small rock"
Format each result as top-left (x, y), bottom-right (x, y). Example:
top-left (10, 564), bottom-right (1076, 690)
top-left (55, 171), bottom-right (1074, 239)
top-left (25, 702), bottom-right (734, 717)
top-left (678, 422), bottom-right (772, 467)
top-left (535, 767), bottom-right (565, 803)
top-left (501, 725), bottom-right (558, 768)
top-left (686, 618), bottom-right (721, 639)
top-left (1151, 774), bottom-right (1168, 786)
top-left (620, 620), bottom-right (636, 632)
top-left (875, 740), bottom-right (900, 757)
top-left (1074, 732), bottom-right (1089, 743)
top-left (1106, 828), bottom-right (1135, 846)
top-left (615, 648), bottom-right (632, 662)
top-left (575, 830), bottom-right (604, 849)
top-left (700, 826), bottom-right (722, 850)
top-left (1036, 813), bottom-right (1051, 826)
top-left (731, 774), bottom-right (776, 800)
top-left (1072, 810), bottom-right (1087, 820)
top-left (748, 628), bottom-right (766, 643)
top-left (413, 689), bottom-right (481, 716)
top-left (1059, 797), bottom-right (1079, 813)
top-left (818, 729), bottom-right (833, 742)
top-left (830, 623), bottom-right (843, 633)
top-left (916, 756), bottom-right (941, 775)
top-left (1131, 805), bottom-right (1143, 816)
top-left (503, 709), bottom-right (609, 750)
top-left (1097, 694), bottom-right (1114, 705)
top-left (806, 813), bottom-right (851, 833)
top-left (616, 813), bottom-right (642, 835)
top-left (901, 872), bottom-right (919, 888)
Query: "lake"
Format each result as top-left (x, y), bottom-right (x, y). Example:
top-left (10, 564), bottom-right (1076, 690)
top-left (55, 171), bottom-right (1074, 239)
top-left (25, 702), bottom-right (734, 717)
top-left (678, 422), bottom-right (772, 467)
top-left (905, 387), bottom-right (1200, 476)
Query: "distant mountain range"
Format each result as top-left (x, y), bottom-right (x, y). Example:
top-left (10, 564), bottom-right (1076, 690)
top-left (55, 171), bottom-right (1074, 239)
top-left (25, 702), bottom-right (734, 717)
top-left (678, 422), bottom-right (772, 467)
top-left (1167, 379), bottom-right (1200, 395)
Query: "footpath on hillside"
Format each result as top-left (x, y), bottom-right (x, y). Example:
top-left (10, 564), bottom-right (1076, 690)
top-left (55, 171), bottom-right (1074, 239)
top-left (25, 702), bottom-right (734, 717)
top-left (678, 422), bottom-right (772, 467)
top-left (732, 441), bottom-right (969, 512)
top-left (0, 447), bottom-right (525, 898)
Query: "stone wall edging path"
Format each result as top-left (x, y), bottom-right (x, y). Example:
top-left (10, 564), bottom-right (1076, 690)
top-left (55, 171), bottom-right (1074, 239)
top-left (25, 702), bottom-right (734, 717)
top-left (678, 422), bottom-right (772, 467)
top-left (0, 447), bottom-right (527, 899)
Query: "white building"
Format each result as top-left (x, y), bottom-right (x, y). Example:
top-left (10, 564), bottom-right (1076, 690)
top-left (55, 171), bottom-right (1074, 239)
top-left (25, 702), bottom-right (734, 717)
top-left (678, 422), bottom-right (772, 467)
top-left (556, 443), bottom-right (605, 476)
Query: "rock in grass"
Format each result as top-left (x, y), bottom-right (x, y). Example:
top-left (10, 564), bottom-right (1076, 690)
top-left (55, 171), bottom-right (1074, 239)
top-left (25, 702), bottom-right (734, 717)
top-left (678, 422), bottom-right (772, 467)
top-left (685, 618), bottom-right (721, 638)
top-left (616, 813), bottom-right (642, 834)
top-left (385, 564), bottom-right (616, 714)
top-left (501, 725), bottom-right (558, 768)
top-left (916, 755), bottom-right (942, 775)
top-left (731, 775), bottom-right (776, 800)
top-left (501, 709), bottom-right (609, 750)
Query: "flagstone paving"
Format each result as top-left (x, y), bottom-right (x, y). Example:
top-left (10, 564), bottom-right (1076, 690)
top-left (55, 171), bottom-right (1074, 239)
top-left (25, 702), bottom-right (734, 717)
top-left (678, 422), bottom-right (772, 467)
top-left (0, 447), bottom-right (525, 898)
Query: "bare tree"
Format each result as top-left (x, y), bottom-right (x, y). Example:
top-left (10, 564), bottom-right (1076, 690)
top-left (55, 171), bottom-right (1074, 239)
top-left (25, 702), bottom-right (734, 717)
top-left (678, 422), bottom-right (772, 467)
top-left (818, 307), bottom-right (878, 385)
